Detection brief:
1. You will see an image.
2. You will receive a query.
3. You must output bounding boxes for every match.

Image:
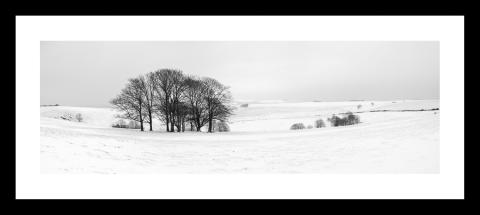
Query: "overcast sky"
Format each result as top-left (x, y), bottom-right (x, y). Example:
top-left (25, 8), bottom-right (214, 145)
top-left (41, 41), bottom-right (439, 107)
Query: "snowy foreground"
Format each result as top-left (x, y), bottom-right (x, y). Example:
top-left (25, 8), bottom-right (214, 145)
top-left (41, 100), bottom-right (439, 174)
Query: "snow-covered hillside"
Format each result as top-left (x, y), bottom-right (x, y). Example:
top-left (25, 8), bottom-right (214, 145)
top-left (40, 100), bottom-right (439, 174)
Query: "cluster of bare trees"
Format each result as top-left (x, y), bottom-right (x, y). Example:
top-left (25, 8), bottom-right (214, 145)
top-left (110, 69), bottom-right (233, 133)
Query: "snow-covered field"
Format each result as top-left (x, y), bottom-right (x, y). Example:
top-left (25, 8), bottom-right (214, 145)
top-left (40, 100), bottom-right (439, 174)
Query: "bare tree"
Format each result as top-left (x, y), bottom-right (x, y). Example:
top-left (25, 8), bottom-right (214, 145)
top-left (151, 69), bottom-right (178, 132)
top-left (202, 77), bottom-right (234, 133)
top-left (110, 77), bottom-right (146, 131)
top-left (138, 74), bottom-right (156, 131)
top-left (168, 70), bottom-right (187, 132)
top-left (184, 76), bottom-right (209, 131)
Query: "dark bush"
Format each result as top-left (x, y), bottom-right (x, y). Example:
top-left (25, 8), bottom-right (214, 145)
top-left (290, 123), bottom-right (306, 130)
top-left (328, 113), bottom-right (360, 127)
top-left (314, 119), bottom-right (326, 128)
top-left (346, 113), bottom-right (360, 125)
top-left (328, 115), bottom-right (343, 127)
top-left (240, 103), bottom-right (249, 108)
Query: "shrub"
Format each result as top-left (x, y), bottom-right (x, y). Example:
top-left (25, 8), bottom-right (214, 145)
top-left (346, 113), bottom-right (360, 125)
top-left (240, 103), bottom-right (249, 108)
top-left (290, 123), bottom-right (305, 130)
top-left (216, 121), bottom-right (230, 132)
top-left (328, 113), bottom-right (360, 127)
top-left (128, 121), bottom-right (141, 129)
top-left (307, 125), bottom-right (313, 129)
top-left (75, 113), bottom-right (83, 122)
top-left (357, 104), bottom-right (362, 109)
top-left (112, 119), bottom-right (128, 128)
top-left (112, 119), bottom-right (142, 129)
top-left (327, 115), bottom-right (343, 127)
top-left (314, 119), bottom-right (326, 128)
top-left (59, 112), bottom-right (74, 121)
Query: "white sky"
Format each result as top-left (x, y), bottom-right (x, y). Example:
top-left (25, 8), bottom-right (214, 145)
top-left (41, 41), bottom-right (439, 107)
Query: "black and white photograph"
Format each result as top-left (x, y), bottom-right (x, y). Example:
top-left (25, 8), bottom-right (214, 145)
top-left (15, 14), bottom-right (465, 199)
top-left (40, 41), bottom-right (440, 174)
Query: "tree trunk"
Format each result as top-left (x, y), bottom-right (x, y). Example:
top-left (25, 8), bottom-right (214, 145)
top-left (175, 114), bottom-right (180, 132)
top-left (166, 120), bottom-right (169, 132)
top-left (165, 98), bottom-right (170, 132)
top-left (149, 112), bottom-right (153, 131)
top-left (208, 115), bottom-right (213, 133)
top-left (139, 102), bottom-right (144, 131)
top-left (176, 119), bottom-right (181, 132)
top-left (181, 118), bottom-right (185, 132)
top-left (196, 119), bottom-right (201, 132)
top-left (166, 115), bottom-right (170, 132)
